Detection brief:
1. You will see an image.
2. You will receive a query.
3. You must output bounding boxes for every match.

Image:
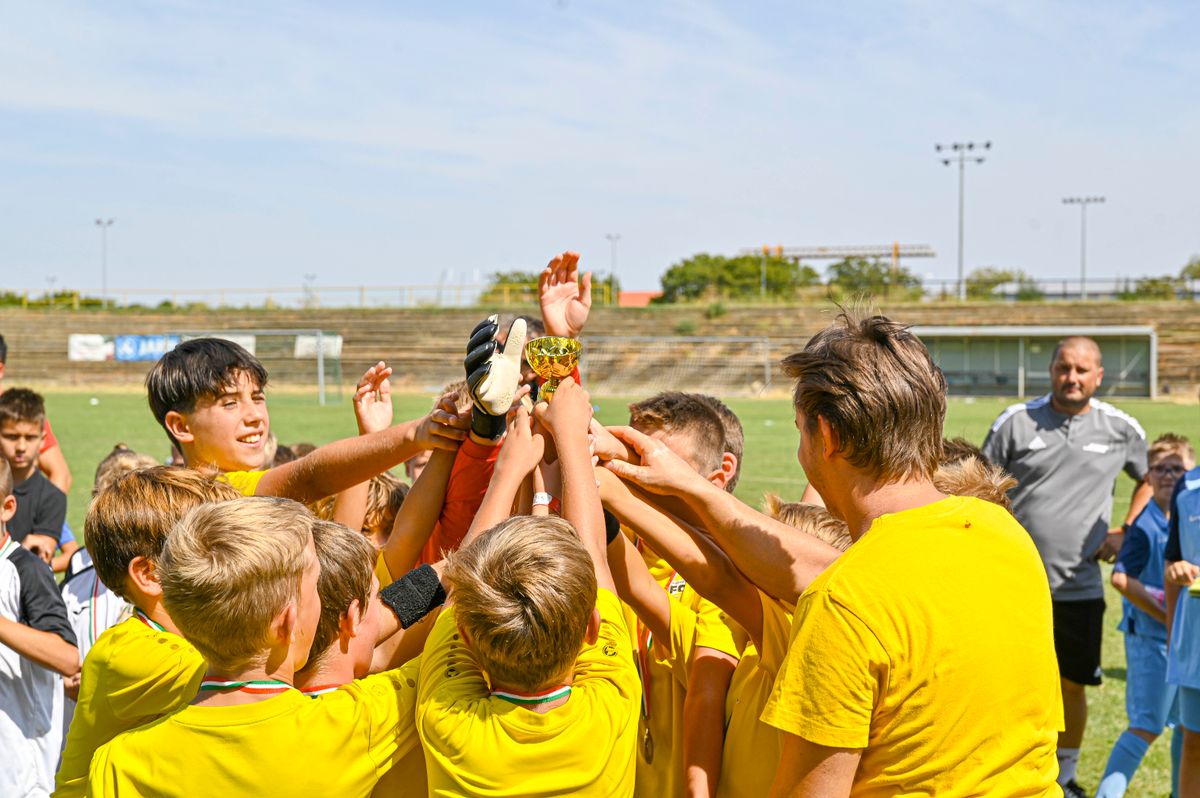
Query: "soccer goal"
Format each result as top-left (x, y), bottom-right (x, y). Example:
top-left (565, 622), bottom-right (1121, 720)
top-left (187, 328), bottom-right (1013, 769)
top-left (172, 329), bottom-right (344, 405)
top-left (581, 336), bottom-right (776, 397)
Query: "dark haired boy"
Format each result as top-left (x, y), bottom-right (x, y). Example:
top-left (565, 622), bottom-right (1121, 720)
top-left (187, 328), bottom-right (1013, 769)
top-left (0, 334), bottom-right (73, 494)
top-left (144, 337), bottom-right (465, 501)
top-left (0, 388), bottom-right (67, 563)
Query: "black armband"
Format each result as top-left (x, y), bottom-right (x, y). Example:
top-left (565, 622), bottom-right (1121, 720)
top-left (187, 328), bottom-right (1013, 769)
top-left (379, 564), bottom-right (447, 628)
top-left (604, 508), bottom-right (622, 545)
top-left (470, 410), bottom-right (506, 441)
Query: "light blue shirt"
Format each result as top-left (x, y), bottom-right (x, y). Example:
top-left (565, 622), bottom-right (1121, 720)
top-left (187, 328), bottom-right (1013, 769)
top-left (1167, 468), bottom-right (1200, 688)
top-left (1115, 500), bottom-right (1168, 641)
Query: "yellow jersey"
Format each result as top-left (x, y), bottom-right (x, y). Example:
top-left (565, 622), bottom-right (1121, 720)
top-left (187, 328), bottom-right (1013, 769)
top-left (56, 614), bottom-right (205, 798)
top-left (630, 544), bottom-right (743, 798)
top-left (761, 496), bottom-right (1062, 797)
top-left (87, 663), bottom-right (421, 798)
top-left (218, 469), bottom-right (267, 496)
top-left (417, 588), bottom-right (639, 797)
top-left (716, 592), bottom-right (793, 798)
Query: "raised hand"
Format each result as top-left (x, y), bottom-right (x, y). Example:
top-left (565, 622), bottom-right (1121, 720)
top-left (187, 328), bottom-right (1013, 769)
top-left (538, 251), bottom-right (592, 339)
top-left (589, 418), bottom-right (632, 463)
top-left (465, 315), bottom-right (528, 440)
top-left (533, 377), bottom-right (592, 442)
top-left (603, 425), bottom-right (711, 496)
top-left (495, 405), bottom-right (546, 479)
top-left (352, 361), bottom-right (394, 434)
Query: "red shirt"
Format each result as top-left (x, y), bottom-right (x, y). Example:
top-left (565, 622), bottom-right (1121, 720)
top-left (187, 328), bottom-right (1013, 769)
top-left (418, 437), bottom-right (500, 566)
top-left (40, 419), bottom-right (57, 454)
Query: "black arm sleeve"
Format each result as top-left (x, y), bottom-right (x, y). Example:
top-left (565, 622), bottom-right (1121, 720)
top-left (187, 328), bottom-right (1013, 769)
top-left (9, 548), bottom-right (77, 646)
top-left (1166, 478), bottom-right (1186, 562)
top-left (379, 564), bottom-right (447, 629)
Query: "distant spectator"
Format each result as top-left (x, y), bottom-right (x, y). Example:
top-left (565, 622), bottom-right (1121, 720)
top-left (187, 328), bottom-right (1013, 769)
top-left (272, 445), bottom-right (297, 467)
top-left (0, 388), bottom-right (67, 564)
top-left (52, 523), bottom-right (81, 575)
top-left (0, 334), bottom-right (72, 493)
top-left (290, 442), bottom-right (317, 458)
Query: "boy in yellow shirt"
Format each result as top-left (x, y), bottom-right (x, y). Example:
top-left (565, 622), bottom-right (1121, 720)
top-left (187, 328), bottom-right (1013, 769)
top-left (144, 338), bottom-right (466, 499)
top-left (416, 381), bottom-right (639, 797)
top-left (55, 466), bottom-right (241, 798)
top-left (87, 496), bottom-right (433, 798)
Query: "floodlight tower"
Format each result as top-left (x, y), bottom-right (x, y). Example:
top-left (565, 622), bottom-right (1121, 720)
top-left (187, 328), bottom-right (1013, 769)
top-left (95, 218), bottom-right (115, 308)
top-left (605, 233), bottom-right (621, 306)
top-left (935, 141), bottom-right (991, 301)
top-left (1062, 196), bottom-right (1105, 301)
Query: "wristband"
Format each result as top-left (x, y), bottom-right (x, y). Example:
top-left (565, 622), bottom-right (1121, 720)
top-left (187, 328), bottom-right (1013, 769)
top-left (603, 508), bottom-right (622, 545)
top-left (379, 564), bottom-right (447, 628)
top-left (1120, 524), bottom-right (1132, 534)
top-left (470, 410), bottom-right (506, 441)
top-left (532, 492), bottom-right (554, 508)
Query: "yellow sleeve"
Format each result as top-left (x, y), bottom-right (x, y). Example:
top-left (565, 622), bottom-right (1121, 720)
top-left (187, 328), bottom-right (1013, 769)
top-left (575, 589), bottom-right (638, 685)
top-left (342, 660), bottom-right (423, 775)
top-left (756, 593), bottom-right (794, 678)
top-left (759, 588), bottom-right (886, 749)
top-left (416, 604), bottom-right (487, 712)
top-left (86, 740), bottom-right (117, 798)
top-left (374, 551), bottom-right (393, 587)
top-left (104, 633), bottom-right (206, 722)
top-left (218, 469), bottom-right (268, 496)
top-left (693, 594), bottom-right (743, 661)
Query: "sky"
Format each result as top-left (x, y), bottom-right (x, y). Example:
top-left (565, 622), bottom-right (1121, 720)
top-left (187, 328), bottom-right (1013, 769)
top-left (2, 0), bottom-right (1198, 300)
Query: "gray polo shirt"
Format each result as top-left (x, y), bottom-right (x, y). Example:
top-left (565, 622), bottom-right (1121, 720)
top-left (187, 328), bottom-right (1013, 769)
top-left (982, 394), bottom-right (1148, 601)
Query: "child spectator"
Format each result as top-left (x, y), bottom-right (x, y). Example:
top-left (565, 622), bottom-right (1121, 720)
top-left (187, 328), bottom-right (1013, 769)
top-left (0, 388), bottom-right (67, 563)
top-left (1163, 439), bottom-right (1200, 795)
top-left (1098, 434), bottom-right (1193, 798)
top-left (313, 473), bottom-right (409, 549)
top-left (55, 466), bottom-right (242, 798)
top-left (416, 383), bottom-right (639, 795)
top-left (0, 459), bottom-right (79, 796)
top-left (87, 497), bottom-right (429, 796)
top-left (0, 335), bottom-right (72, 493)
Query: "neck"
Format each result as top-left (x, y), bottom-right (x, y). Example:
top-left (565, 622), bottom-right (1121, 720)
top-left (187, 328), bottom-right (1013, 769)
top-left (490, 674), bottom-right (574, 714)
top-left (826, 473), bottom-right (946, 540)
top-left (10, 462), bottom-right (35, 483)
top-left (1155, 495), bottom-right (1172, 516)
top-left (193, 650), bottom-right (297, 706)
top-left (294, 650), bottom-right (354, 694)
top-left (133, 598), bottom-right (184, 636)
top-left (1050, 396), bottom-right (1091, 416)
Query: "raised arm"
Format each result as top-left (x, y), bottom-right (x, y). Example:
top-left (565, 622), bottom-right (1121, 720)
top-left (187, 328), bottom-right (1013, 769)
top-left (605, 533), bottom-right (671, 644)
top-left (538, 251), bottom-right (592, 339)
top-left (331, 362), bottom-right (397, 532)
top-left (381, 448), bottom-right (457, 578)
top-left (605, 425), bottom-right (839, 601)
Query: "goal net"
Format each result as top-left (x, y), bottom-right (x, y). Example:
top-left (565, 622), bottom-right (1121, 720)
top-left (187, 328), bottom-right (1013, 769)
top-left (581, 336), bottom-right (776, 397)
top-left (173, 329), bottom-right (344, 405)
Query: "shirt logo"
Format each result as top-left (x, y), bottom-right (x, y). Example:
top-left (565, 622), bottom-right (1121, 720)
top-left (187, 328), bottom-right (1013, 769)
top-left (667, 575), bottom-right (687, 596)
top-left (1027, 436), bottom-right (1047, 451)
top-left (1083, 443), bottom-right (1110, 454)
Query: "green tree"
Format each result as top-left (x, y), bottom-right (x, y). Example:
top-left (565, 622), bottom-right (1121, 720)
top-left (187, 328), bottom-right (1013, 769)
top-left (479, 271), bottom-right (541, 305)
top-left (825, 257), bottom-right (922, 300)
top-left (1118, 275), bottom-right (1179, 301)
top-left (1179, 255), bottom-right (1200, 280)
top-left (965, 267), bottom-right (1042, 301)
top-left (657, 254), bottom-right (819, 303)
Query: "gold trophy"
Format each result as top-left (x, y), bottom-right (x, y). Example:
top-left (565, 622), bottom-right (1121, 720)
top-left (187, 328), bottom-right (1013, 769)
top-left (525, 336), bottom-right (582, 402)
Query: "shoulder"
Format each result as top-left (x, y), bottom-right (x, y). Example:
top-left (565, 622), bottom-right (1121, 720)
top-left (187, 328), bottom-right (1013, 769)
top-left (8, 546), bottom-right (49, 585)
top-left (29, 469), bottom-right (65, 500)
top-left (989, 395), bottom-right (1048, 434)
top-left (218, 469), bottom-right (267, 496)
top-left (1088, 399), bottom-right (1147, 440)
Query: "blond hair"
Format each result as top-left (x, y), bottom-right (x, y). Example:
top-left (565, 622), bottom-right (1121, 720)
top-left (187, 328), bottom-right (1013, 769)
top-left (92, 444), bottom-right (160, 498)
top-left (159, 497), bottom-right (315, 672)
top-left (763, 495), bottom-right (852, 552)
top-left (1149, 434), bottom-right (1195, 469)
top-left (933, 455), bottom-right (1016, 512)
top-left (311, 472), bottom-right (409, 543)
top-left (302, 521), bottom-right (376, 674)
top-left (782, 310), bottom-right (946, 482)
top-left (444, 516), bottom-right (597, 691)
top-left (86, 466), bottom-right (241, 601)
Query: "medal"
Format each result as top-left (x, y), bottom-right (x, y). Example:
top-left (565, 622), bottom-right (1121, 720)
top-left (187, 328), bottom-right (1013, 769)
top-left (642, 728), bottom-right (655, 764)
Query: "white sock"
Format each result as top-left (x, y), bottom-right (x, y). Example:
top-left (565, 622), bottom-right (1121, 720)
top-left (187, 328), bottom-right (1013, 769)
top-left (1057, 747), bottom-right (1081, 785)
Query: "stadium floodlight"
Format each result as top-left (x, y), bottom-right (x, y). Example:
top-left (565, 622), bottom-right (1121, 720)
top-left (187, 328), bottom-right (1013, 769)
top-left (1062, 196), bottom-right (1105, 301)
top-left (95, 218), bottom-right (115, 308)
top-left (934, 141), bottom-right (991, 301)
top-left (605, 233), bottom-right (621, 306)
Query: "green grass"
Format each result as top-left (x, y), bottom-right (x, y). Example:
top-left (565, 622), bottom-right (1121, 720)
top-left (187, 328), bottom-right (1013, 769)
top-left (42, 390), bottom-right (1197, 795)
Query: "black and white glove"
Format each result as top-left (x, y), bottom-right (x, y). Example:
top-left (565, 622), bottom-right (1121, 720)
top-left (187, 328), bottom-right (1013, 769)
top-left (464, 315), bottom-right (527, 440)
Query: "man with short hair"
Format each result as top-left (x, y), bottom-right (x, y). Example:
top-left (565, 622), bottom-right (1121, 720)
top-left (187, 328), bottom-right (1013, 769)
top-left (983, 335), bottom-right (1152, 797)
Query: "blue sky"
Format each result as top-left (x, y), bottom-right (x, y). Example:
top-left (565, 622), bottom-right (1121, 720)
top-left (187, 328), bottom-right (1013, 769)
top-left (2, 0), bottom-right (1198, 297)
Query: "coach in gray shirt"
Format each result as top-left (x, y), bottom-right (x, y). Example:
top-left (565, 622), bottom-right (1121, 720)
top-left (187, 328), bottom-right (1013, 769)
top-left (982, 336), bottom-right (1150, 797)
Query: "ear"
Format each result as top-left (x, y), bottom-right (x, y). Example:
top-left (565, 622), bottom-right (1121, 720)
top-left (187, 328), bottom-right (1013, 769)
top-left (716, 453), bottom-right (738, 487)
top-left (584, 608), bottom-right (601, 646)
top-left (164, 411), bottom-right (194, 445)
top-left (0, 494), bottom-right (15, 524)
top-left (1095, 365), bottom-right (1104, 387)
top-left (341, 598), bottom-right (362, 641)
top-left (127, 555), bottom-right (163, 598)
top-left (817, 416), bottom-right (840, 460)
top-left (274, 601), bottom-right (298, 647)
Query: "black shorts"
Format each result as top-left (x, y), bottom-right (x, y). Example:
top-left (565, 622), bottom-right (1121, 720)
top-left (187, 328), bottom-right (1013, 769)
top-left (1052, 598), bottom-right (1106, 686)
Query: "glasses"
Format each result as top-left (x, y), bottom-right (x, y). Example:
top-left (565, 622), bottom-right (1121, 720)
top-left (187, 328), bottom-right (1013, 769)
top-left (1150, 464), bottom-right (1186, 476)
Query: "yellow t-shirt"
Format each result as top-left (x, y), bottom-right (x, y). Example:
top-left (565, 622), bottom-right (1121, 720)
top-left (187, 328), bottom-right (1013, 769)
top-left (56, 614), bottom-right (206, 798)
top-left (630, 544), bottom-right (743, 798)
top-left (761, 496), bottom-right (1063, 797)
top-left (87, 663), bottom-right (421, 798)
top-left (417, 588), bottom-right (639, 797)
top-left (717, 592), bottom-right (793, 798)
top-left (218, 469), bottom-right (267, 496)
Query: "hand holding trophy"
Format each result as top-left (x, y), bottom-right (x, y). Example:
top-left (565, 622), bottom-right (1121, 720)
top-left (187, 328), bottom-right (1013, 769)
top-left (525, 336), bottom-right (582, 402)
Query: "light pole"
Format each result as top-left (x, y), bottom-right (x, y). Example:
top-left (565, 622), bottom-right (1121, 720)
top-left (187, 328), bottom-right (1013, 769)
top-left (1062, 196), bottom-right (1104, 301)
top-left (95, 218), bottom-right (115, 308)
top-left (935, 141), bottom-right (990, 301)
top-left (605, 233), bottom-right (621, 306)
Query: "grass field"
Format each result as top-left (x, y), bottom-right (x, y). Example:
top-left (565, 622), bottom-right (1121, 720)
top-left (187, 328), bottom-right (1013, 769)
top-left (42, 389), bottom-right (1200, 796)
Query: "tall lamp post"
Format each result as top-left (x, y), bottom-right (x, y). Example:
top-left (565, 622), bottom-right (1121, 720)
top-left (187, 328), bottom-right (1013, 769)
top-left (935, 141), bottom-right (990, 301)
top-left (95, 218), bottom-right (115, 308)
top-left (605, 233), bottom-right (621, 306)
top-left (1062, 196), bottom-right (1104, 301)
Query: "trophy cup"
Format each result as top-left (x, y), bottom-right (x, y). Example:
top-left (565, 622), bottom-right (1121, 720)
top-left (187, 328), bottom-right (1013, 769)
top-left (525, 336), bottom-right (582, 402)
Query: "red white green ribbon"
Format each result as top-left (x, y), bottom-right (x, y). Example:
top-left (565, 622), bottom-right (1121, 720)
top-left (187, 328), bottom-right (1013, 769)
top-left (492, 685), bottom-right (572, 706)
top-left (198, 679), bottom-right (296, 696)
top-left (301, 684), bottom-right (341, 698)
top-left (0, 535), bottom-right (20, 563)
top-left (135, 609), bottom-right (167, 633)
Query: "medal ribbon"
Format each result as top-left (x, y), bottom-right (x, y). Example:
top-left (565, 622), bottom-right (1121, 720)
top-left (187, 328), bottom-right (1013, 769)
top-left (492, 684), bottom-right (572, 707)
top-left (198, 679), bottom-right (296, 696)
top-left (0, 535), bottom-right (20, 563)
top-left (135, 609), bottom-right (167, 633)
top-left (301, 684), bottom-right (342, 698)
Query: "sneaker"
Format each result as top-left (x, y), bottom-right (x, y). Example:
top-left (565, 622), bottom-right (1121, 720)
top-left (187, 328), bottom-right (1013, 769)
top-left (1060, 780), bottom-right (1088, 798)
